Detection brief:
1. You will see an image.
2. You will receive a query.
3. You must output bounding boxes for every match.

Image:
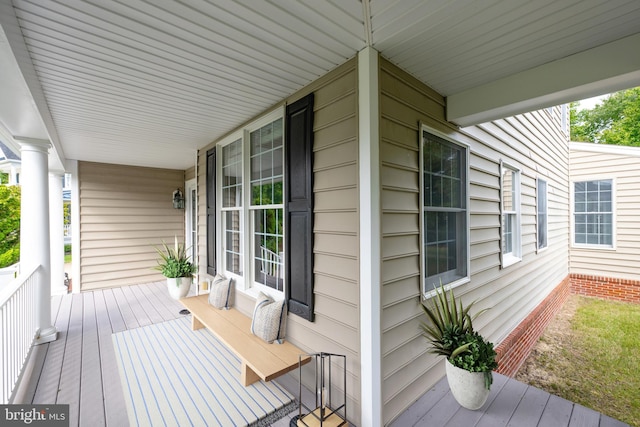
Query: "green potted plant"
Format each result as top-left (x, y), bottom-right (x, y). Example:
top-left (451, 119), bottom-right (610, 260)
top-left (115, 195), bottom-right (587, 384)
top-left (154, 238), bottom-right (196, 300)
top-left (421, 284), bottom-right (497, 410)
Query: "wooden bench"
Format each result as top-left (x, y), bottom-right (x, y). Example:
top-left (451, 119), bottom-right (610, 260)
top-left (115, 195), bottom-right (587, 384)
top-left (180, 294), bottom-right (310, 386)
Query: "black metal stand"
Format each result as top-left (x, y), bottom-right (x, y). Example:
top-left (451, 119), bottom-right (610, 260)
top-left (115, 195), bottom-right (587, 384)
top-left (295, 352), bottom-right (347, 426)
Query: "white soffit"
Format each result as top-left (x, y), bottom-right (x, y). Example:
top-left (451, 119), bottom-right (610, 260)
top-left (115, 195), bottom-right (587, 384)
top-left (0, 27), bottom-right (47, 141)
top-left (1, 0), bottom-right (640, 169)
top-left (570, 141), bottom-right (640, 158)
top-left (7, 0), bottom-right (365, 169)
top-left (447, 33), bottom-right (640, 126)
top-left (0, 2), bottom-right (65, 172)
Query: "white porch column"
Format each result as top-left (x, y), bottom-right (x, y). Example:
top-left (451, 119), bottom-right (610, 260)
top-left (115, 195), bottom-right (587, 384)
top-left (358, 47), bottom-right (382, 427)
top-left (19, 139), bottom-right (57, 344)
top-left (49, 172), bottom-right (66, 295)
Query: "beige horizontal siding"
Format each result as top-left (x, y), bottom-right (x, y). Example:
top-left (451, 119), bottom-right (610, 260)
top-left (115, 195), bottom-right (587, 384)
top-left (78, 161), bottom-right (185, 290)
top-left (286, 59), bottom-right (361, 424)
top-left (195, 59), bottom-right (362, 426)
top-left (570, 144), bottom-right (640, 280)
top-left (185, 166), bottom-right (195, 181)
top-left (379, 59), bottom-right (570, 424)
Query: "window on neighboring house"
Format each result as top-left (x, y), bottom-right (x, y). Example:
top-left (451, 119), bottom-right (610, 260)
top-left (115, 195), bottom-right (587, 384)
top-left (537, 178), bottom-right (548, 250)
top-left (501, 163), bottom-right (521, 266)
top-left (63, 173), bottom-right (72, 189)
top-left (573, 179), bottom-right (613, 247)
top-left (421, 129), bottom-right (469, 295)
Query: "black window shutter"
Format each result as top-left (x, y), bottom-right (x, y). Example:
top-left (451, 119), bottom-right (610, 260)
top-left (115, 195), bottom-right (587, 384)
top-left (285, 93), bottom-right (315, 322)
top-left (206, 147), bottom-right (216, 276)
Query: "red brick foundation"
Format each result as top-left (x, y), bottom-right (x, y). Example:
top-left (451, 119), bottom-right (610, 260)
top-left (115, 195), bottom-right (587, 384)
top-left (570, 273), bottom-right (640, 304)
top-left (494, 276), bottom-right (571, 377)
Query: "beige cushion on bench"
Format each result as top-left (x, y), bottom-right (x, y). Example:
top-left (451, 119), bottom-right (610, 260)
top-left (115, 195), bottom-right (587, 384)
top-left (251, 292), bottom-right (287, 344)
top-left (208, 274), bottom-right (234, 309)
top-left (180, 294), bottom-right (309, 387)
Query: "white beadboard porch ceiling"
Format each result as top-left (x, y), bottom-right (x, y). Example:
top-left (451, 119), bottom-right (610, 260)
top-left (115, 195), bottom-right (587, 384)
top-left (1, 0), bottom-right (640, 170)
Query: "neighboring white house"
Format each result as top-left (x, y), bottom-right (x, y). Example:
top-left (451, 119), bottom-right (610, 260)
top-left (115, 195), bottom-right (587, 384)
top-left (0, 140), bottom-right (20, 185)
top-left (569, 141), bottom-right (640, 303)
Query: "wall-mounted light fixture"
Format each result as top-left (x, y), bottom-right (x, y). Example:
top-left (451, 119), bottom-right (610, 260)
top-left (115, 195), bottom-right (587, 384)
top-left (172, 188), bottom-right (185, 209)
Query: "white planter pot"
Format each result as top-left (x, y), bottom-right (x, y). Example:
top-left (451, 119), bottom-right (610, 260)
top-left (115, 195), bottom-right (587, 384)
top-left (445, 359), bottom-right (491, 410)
top-left (167, 277), bottom-right (192, 300)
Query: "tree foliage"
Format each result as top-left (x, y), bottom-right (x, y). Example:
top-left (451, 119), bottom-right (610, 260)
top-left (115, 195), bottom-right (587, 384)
top-left (64, 202), bottom-right (71, 226)
top-left (0, 185), bottom-right (21, 268)
top-left (571, 88), bottom-right (640, 146)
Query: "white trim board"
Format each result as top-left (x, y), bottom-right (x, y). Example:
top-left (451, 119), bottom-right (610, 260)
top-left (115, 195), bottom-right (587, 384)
top-left (358, 46), bottom-right (382, 427)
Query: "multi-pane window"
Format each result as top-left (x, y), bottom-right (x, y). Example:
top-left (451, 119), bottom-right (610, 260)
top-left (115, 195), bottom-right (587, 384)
top-left (537, 179), bottom-right (548, 250)
top-left (209, 96), bottom-right (314, 318)
top-left (422, 130), bottom-right (469, 294)
top-left (221, 139), bottom-right (243, 275)
top-left (250, 119), bottom-right (284, 292)
top-left (501, 164), bottom-right (521, 266)
top-left (219, 115), bottom-right (285, 293)
top-left (574, 180), bottom-right (613, 247)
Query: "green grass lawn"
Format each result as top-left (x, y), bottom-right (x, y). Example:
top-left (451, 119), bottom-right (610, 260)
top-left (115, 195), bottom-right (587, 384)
top-left (520, 296), bottom-right (640, 427)
top-left (64, 254), bottom-right (71, 263)
top-left (568, 298), bottom-right (640, 426)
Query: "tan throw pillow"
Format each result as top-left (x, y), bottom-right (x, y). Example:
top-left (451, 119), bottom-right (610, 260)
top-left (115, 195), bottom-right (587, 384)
top-left (208, 274), bottom-right (234, 309)
top-left (250, 292), bottom-right (287, 344)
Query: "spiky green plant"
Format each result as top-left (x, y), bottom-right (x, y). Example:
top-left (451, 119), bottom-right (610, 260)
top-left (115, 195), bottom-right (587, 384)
top-left (420, 284), bottom-right (483, 358)
top-left (154, 239), bottom-right (196, 279)
top-left (421, 284), bottom-right (496, 389)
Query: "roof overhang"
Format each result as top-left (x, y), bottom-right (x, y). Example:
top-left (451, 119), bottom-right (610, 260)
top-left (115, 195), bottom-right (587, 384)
top-left (570, 141), bottom-right (640, 157)
top-left (447, 33), bottom-right (640, 126)
top-left (0, 3), bottom-right (65, 173)
top-left (0, 0), bottom-right (639, 171)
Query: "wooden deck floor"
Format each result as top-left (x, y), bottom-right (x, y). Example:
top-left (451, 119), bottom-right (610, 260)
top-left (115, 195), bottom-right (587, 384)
top-left (14, 283), bottom-right (630, 427)
top-left (390, 371), bottom-right (630, 427)
top-left (17, 281), bottom-right (187, 427)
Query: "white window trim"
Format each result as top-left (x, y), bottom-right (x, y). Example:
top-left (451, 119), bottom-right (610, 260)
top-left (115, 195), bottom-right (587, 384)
top-left (419, 124), bottom-right (471, 300)
top-left (185, 178), bottom-right (197, 262)
top-left (570, 177), bottom-right (616, 250)
top-left (216, 107), bottom-right (286, 301)
top-left (536, 177), bottom-right (548, 253)
top-left (217, 132), bottom-right (245, 292)
top-left (561, 104), bottom-right (569, 136)
top-left (500, 161), bottom-right (521, 268)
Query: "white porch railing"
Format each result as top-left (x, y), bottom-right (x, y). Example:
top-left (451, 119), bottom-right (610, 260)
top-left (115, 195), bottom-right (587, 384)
top-left (260, 246), bottom-right (282, 280)
top-left (0, 265), bottom-right (39, 404)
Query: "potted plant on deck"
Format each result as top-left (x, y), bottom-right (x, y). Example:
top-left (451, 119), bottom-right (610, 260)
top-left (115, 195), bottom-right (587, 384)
top-left (421, 285), bottom-right (498, 410)
top-left (154, 238), bottom-right (196, 300)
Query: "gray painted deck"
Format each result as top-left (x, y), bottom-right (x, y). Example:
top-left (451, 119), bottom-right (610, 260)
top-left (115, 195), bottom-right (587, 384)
top-left (390, 371), bottom-right (629, 427)
top-left (15, 283), bottom-right (630, 427)
top-left (18, 282), bottom-right (185, 427)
